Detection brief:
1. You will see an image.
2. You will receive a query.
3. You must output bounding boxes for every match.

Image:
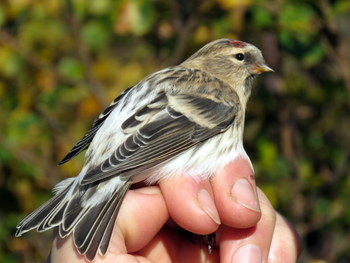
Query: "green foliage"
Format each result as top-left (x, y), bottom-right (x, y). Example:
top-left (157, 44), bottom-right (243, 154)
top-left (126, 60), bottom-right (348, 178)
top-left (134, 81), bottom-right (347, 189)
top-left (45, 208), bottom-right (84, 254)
top-left (58, 57), bottom-right (84, 81)
top-left (1, 0), bottom-right (350, 262)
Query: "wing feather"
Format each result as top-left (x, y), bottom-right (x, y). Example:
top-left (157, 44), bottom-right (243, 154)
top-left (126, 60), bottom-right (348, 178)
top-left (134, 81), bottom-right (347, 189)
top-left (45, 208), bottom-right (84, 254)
top-left (81, 93), bottom-right (239, 185)
top-left (58, 86), bottom-right (134, 165)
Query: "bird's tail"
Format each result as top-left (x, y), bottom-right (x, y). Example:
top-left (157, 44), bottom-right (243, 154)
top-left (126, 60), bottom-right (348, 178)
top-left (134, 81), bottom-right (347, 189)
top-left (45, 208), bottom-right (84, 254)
top-left (16, 179), bottom-right (132, 261)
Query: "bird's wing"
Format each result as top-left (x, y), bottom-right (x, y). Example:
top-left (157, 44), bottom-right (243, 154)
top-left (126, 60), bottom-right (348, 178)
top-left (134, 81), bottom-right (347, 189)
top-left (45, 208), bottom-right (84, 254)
top-left (81, 73), bottom-right (241, 185)
top-left (58, 87), bottom-right (134, 165)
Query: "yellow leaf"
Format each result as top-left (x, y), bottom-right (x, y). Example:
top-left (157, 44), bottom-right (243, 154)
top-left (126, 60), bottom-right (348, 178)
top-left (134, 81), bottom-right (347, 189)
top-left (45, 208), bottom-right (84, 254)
top-left (216, 0), bottom-right (252, 9)
top-left (193, 26), bottom-right (212, 44)
top-left (157, 21), bottom-right (174, 40)
top-left (78, 95), bottom-right (101, 119)
top-left (114, 0), bottom-right (134, 35)
top-left (36, 70), bottom-right (56, 91)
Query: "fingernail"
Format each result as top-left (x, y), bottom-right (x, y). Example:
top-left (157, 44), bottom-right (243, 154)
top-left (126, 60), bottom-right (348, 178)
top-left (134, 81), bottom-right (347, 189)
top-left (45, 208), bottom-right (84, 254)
top-left (197, 189), bottom-right (221, 225)
top-left (231, 244), bottom-right (262, 263)
top-left (232, 178), bottom-right (260, 212)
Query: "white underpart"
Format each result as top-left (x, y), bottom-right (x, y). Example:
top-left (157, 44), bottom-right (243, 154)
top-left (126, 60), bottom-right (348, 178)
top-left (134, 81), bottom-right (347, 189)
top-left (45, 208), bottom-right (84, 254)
top-left (146, 122), bottom-right (252, 184)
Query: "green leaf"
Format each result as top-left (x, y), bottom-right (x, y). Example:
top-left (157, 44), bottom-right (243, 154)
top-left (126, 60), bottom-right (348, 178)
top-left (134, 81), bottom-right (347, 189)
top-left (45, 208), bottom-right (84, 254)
top-left (334, 0), bottom-right (350, 14)
top-left (302, 44), bottom-right (325, 68)
top-left (132, 0), bottom-right (155, 35)
top-left (278, 3), bottom-right (316, 38)
top-left (81, 21), bottom-right (111, 50)
top-left (58, 57), bottom-right (84, 81)
top-left (19, 19), bottom-right (67, 48)
top-left (88, 0), bottom-right (114, 15)
top-left (0, 147), bottom-right (11, 163)
top-left (252, 7), bottom-right (273, 28)
top-left (0, 48), bottom-right (24, 78)
top-left (315, 198), bottom-right (330, 216)
top-left (257, 138), bottom-right (277, 172)
top-left (0, 6), bottom-right (4, 27)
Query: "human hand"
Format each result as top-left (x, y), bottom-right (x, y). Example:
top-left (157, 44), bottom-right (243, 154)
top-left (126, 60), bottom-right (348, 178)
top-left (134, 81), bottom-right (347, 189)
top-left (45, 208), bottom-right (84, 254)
top-left (50, 157), bottom-right (301, 262)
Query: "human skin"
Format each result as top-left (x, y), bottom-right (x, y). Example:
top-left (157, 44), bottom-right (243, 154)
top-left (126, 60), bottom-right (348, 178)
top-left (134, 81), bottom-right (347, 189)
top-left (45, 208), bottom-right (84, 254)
top-left (51, 157), bottom-right (301, 263)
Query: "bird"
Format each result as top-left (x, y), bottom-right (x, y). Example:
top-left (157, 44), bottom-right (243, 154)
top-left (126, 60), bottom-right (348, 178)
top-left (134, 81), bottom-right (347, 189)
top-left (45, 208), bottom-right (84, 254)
top-left (15, 38), bottom-right (273, 261)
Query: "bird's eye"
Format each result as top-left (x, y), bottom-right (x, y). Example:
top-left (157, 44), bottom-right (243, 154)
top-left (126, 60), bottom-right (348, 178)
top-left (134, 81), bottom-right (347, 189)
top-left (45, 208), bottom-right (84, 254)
top-left (234, 53), bottom-right (244, 61)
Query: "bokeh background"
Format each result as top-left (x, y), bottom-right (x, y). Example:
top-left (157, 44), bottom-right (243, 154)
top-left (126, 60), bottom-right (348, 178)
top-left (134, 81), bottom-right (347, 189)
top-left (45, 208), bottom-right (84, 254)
top-left (1, 0), bottom-right (350, 262)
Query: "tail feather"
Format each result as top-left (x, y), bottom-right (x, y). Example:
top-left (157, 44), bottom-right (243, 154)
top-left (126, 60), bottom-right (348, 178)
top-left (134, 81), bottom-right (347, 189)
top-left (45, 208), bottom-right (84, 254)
top-left (99, 199), bottom-right (121, 255)
top-left (74, 200), bottom-right (108, 249)
top-left (98, 181), bottom-right (131, 255)
top-left (38, 200), bottom-right (68, 232)
top-left (59, 208), bottom-right (90, 238)
top-left (75, 181), bottom-right (131, 261)
top-left (84, 196), bottom-right (120, 261)
top-left (15, 186), bottom-right (71, 236)
top-left (48, 201), bottom-right (68, 227)
top-left (78, 196), bottom-right (117, 258)
top-left (16, 178), bottom-right (132, 261)
top-left (61, 196), bottom-right (90, 236)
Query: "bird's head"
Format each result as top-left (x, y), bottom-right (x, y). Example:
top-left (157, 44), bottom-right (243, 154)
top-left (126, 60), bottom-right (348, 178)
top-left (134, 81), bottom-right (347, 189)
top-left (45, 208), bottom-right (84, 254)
top-left (182, 39), bottom-right (273, 96)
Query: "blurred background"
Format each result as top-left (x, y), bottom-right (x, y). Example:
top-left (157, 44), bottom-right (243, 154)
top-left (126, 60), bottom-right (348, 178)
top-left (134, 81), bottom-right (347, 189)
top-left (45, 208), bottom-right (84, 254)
top-left (0, 0), bottom-right (350, 262)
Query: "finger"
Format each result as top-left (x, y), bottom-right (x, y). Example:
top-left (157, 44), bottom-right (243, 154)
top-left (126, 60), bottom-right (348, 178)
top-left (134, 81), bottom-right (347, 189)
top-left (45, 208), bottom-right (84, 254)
top-left (116, 186), bottom-right (169, 252)
top-left (267, 213), bottom-right (302, 263)
top-left (51, 234), bottom-right (86, 263)
top-left (51, 235), bottom-right (148, 263)
top-left (211, 157), bottom-right (261, 228)
top-left (138, 227), bottom-right (220, 263)
top-left (218, 189), bottom-right (276, 263)
top-left (159, 175), bottom-right (221, 235)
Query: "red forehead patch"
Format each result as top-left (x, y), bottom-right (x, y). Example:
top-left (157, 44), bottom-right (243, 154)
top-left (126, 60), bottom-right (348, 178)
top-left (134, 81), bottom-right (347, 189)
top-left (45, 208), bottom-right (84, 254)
top-left (229, 40), bottom-right (247, 48)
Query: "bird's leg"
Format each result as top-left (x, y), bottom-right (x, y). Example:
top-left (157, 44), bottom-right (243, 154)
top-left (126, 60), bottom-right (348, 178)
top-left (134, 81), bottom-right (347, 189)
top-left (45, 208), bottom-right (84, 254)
top-left (199, 233), bottom-right (216, 254)
top-left (207, 232), bottom-right (216, 254)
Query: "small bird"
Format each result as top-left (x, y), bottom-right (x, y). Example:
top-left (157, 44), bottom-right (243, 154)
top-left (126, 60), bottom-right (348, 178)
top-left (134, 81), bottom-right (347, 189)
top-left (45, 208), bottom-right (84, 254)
top-left (16, 39), bottom-right (273, 261)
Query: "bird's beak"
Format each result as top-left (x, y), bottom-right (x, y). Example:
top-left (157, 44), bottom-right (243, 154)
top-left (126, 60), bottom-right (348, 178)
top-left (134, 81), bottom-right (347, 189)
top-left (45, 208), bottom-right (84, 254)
top-left (250, 64), bottom-right (274, 75)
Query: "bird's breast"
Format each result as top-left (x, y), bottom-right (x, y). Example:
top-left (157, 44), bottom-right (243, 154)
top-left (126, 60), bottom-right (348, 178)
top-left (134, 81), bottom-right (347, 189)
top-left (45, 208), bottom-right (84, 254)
top-left (144, 125), bottom-right (248, 184)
